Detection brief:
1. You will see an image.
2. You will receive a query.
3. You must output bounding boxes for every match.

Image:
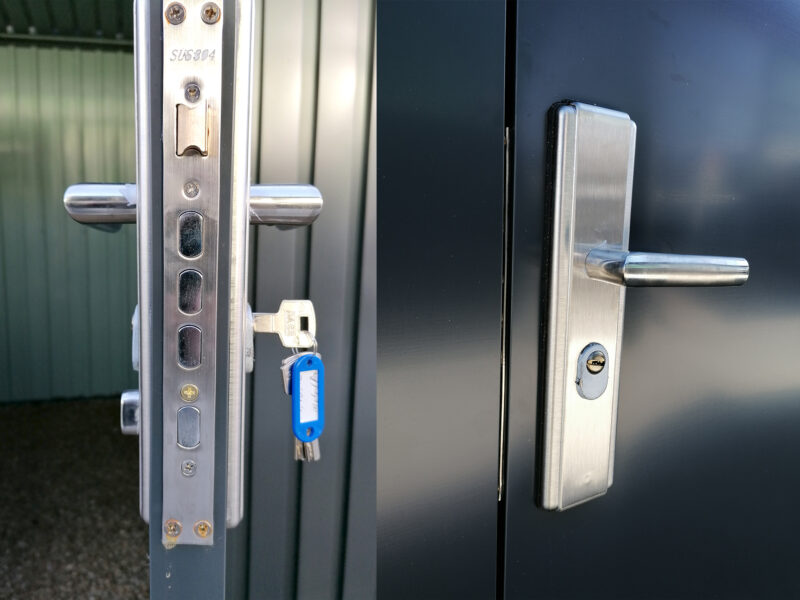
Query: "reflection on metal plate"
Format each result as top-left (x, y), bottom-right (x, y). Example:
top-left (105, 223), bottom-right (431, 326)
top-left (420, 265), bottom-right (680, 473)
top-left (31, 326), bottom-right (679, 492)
top-left (178, 270), bottom-right (203, 314)
top-left (541, 102), bottom-right (749, 511)
top-left (161, 0), bottom-right (223, 546)
top-left (178, 211), bottom-right (203, 258)
top-left (177, 405), bottom-right (201, 449)
top-left (177, 325), bottom-right (202, 369)
top-left (541, 102), bottom-right (634, 511)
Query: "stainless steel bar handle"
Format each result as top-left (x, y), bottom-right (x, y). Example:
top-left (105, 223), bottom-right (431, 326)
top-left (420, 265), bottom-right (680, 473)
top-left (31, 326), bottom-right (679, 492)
top-left (585, 248), bottom-right (749, 287)
top-left (249, 184), bottom-right (323, 227)
top-left (64, 183), bottom-right (323, 228)
top-left (62, 183), bottom-right (138, 231)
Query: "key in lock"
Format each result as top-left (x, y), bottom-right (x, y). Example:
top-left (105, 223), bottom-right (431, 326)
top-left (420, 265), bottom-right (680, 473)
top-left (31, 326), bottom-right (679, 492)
top-left (252, 300), bottom-right (317, 348)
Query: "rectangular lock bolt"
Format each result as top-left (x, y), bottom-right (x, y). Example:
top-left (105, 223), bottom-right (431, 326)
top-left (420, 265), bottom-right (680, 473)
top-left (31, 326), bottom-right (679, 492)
top-left (176, 102), bottom-right (208, 156)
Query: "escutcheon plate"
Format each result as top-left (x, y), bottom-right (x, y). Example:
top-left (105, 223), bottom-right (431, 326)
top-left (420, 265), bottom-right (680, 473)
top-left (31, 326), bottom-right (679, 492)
top-left (540, 102), bottom-right (636, 510)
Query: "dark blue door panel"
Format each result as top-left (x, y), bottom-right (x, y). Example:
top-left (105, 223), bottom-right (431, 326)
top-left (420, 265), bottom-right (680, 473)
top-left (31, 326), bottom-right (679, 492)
top-left (506, 2), bottom-right (800, 597)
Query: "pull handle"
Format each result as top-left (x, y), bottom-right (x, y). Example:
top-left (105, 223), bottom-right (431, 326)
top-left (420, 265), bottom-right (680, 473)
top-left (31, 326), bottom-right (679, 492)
top-left (585, 248), bottom-right (749, 287)
top-left (63, 183), bottom-right (323, 230)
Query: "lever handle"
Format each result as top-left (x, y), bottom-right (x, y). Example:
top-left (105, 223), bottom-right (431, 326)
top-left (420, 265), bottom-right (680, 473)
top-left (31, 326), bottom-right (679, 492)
top-left (540, 101), bottom-right (751, 511)
top-left (249, 184), bottom-right (323, 228)
top-left (64, 183), bottom-right (322, 230)
top-left (62, 183), bottom-right (138, 232)
top-left (585, 248), bottom-right (749, 287)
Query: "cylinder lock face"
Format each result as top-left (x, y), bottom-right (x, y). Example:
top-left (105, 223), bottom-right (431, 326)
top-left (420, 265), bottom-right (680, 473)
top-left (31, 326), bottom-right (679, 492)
top-left (575, 342), bottom-right (609, 400)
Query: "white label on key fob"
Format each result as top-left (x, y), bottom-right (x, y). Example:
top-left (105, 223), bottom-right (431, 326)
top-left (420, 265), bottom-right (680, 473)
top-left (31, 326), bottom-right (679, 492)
top-left (299, 370), bottom-right (319, 423)
top-left (281, 352), bottom-right (314, 395)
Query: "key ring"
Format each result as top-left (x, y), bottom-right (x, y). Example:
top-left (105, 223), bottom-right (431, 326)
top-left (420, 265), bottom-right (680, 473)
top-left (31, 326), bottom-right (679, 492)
top-left (291, 334), bottom-right (318, 356)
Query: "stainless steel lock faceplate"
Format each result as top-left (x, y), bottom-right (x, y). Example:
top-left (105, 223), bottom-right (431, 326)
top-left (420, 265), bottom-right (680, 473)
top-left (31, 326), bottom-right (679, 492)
top-left (161, 0), bottom-right (224, 546)
top-left (541, 103), bottom-right (633, 511)
top-left (541, 102), bottom-right (749, 511)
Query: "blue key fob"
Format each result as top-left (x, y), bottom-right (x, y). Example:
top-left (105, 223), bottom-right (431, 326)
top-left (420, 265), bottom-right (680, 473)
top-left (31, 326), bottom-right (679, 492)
top-left (291, 354), bottom-right (325, 442)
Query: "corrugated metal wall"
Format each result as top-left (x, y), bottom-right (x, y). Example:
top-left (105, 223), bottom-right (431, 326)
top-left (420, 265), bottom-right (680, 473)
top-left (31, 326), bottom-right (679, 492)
top-left (0, 1), bottom-right (375, 594)
top-left (0, 45), bottom-right (138, 402)
top-left (246, 0), bottom-right (376, 598)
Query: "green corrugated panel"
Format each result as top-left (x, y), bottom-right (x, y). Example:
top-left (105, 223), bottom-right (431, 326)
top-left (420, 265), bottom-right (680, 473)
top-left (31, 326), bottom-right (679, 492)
top-left (0, 45), bottom-right (137, 401)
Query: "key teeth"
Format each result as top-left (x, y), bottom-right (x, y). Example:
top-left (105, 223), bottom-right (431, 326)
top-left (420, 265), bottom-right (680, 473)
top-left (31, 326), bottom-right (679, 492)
top-left (294, 438), bottom-right (321, 462)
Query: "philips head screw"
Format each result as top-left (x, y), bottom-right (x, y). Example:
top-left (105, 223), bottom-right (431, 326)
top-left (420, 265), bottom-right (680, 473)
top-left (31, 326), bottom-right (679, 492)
top-left (200, 2), bottom-right (221, 24)
top-left (165, 3), bottom-right (185, 25)
top-left (164, 519), bottom-right (182, 537)
top-left (180, 382), bottom-right (199, 400)
top-left (183, 180), bottom-right (200, 199)
top-left (194, 520), bottom-right (212, 538)
top-left (181, 459), bottom-right (197, 477)
top-left (184, 83), bottom-right (201, 103)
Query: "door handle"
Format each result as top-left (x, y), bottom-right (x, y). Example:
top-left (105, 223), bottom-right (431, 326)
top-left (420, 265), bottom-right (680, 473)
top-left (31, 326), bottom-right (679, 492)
top-left (63, 183), bottom-right (323, 230)
top-left (540, 102), bottom-right (749, 511)
top-left (585, 249), bottom-right (748, 287)
top-left (62, 0), bottom-right (324, 547)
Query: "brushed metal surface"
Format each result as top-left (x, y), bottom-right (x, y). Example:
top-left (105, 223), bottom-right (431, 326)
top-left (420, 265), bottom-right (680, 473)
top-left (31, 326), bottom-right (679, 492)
top-left (160, 0), bottom-right (224, 546)
top-left (133, 0), bottom-right (154, 525)
top-left (543, 102), bottom-right (751, 510)
top-left (586, 249), bottom-right (749, 286)
top-left (542, 103), bottom-right (635, 510)
top-left (248, 184), bottom-right (323, 226)
top-left (176, 405), bottom-right (201, 449)
top-left (120, 389), bottom-right (141, 435)
top-left (63, 183), bottom-right (138, 230)
top-left (63, 182), bottom-right (321, 227)
top-left (224, 0), bottom-right (254, 530)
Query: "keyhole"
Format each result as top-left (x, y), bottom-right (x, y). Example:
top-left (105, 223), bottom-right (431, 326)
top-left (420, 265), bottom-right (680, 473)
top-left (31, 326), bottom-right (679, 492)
top-left (586, 351), bottom-right (606, 374)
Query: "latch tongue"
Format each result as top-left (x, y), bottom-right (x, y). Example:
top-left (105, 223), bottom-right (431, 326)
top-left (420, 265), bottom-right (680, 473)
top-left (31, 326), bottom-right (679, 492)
top-left (176, 101), bottom-right (208, 156)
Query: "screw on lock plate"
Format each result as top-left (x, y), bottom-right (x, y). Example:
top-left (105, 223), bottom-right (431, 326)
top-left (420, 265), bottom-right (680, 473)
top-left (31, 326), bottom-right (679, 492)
top-left (252, 300), bottom-right (317, 348)
top-left (200, 2), bottom-right (221, 24)
top-left (165, 2), bottom-right (185, 25)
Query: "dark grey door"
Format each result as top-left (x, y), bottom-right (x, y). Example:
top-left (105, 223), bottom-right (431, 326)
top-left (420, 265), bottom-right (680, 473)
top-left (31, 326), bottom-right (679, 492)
top-left (377, 1), bottom-right (507, 598)
top-left (505, 1), bottom-right (800, 598)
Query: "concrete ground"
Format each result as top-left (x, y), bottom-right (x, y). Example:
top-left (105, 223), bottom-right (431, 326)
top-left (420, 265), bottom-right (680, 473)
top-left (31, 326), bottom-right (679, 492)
top-left (0, 398), bottom-right (148, 599)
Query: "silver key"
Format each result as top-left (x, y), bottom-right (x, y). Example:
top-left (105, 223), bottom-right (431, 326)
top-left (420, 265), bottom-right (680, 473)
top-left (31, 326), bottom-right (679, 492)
top-left (294, 438), bottom-right (321, 462)
top-left (253, 300), bottom-right (317, 348)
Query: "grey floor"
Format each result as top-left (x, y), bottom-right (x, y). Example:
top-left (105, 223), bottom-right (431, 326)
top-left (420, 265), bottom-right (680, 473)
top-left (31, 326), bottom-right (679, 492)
top-left (0, 398), bottom-right (148, 599)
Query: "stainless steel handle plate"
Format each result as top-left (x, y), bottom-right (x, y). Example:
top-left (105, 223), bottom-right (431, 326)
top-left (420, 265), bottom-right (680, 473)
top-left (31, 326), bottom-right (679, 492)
top-left (540, 102), bottom-right (749, 511)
